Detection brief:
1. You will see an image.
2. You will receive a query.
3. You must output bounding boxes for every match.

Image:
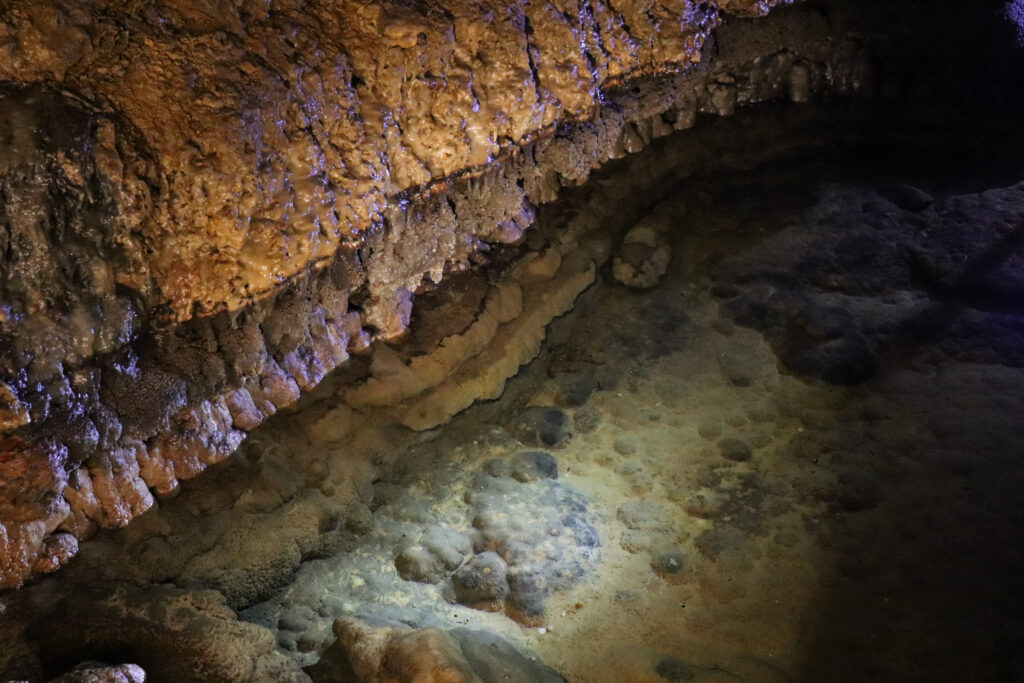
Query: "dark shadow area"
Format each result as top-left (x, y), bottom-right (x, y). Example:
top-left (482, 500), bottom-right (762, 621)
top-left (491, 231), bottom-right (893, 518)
top-left (789, 3), bottom-right (1024, 681)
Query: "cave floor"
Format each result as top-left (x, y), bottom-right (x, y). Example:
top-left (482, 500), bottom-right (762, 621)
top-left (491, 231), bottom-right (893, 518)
top-left (372, 145), bottom-right (1024, 683)
top-left (5, 104), bottom-right (1024, 683)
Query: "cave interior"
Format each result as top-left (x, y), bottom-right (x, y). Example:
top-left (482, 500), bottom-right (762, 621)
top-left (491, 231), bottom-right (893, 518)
top-left (3, 1), bottom-right (1024, 682)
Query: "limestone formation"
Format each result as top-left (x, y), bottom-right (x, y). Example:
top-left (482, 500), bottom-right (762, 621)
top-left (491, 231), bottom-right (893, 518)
top-left (611, 197), bottom-right (680, 288)
top-left (11, 582), bottom-right (308, 682)
top-left (0, 0), bottom-right (907, 591)
top-left (1, 7), bottom-right (1022, 669)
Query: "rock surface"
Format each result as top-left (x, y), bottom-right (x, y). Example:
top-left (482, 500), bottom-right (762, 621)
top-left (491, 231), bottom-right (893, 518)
top-left (2, 84), bottom-right (1024, 681)
top-left (1, 0), bottom-right (886, 589)
top-left (2, 3), bottom-right (1023, 680)
top-left (334, 618), bottom-right (566, 683)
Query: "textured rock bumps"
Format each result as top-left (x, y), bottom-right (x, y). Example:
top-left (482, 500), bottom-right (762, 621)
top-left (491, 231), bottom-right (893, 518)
top-left (0, 0), bottom-right (830, 590)
top-left (0, 0), bottom-right (783, 321)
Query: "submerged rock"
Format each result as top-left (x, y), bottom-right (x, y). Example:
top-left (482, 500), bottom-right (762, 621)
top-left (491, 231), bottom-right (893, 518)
top-left (718, 438), bottom-right (754, 462)
top-left (613, 232), bottom-right (674, 289)
top-left (469, 455), bottom-right (600, 621)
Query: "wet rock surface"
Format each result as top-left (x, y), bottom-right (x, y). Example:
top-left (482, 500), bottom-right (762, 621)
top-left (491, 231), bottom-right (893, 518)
top-left (3, 16), bottom-right (1024, 677)
top-left (0, 0), bottom-right (913, 587)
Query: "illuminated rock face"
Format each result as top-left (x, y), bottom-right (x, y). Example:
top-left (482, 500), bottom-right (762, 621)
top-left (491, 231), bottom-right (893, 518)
top-left (0, 0), bottom-right (878, 590)
top-left (0, 0), bottom-right (770, 322)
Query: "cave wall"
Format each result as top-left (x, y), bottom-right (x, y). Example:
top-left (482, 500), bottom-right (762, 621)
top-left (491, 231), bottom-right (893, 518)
top-left (2, 0), bottom-right (1021, 593)
top-left (0, 0), bottom-right (787, 324)
top-left (0, 0), bottom-right (814, 591)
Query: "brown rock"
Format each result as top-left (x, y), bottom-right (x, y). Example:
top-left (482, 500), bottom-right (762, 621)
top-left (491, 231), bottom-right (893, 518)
top-left (0, 382), bottom-right (29, 433)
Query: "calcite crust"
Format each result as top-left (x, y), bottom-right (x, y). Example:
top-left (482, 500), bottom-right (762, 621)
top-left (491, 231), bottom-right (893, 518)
top-left (0, 0), bottom-right (819, 590)
top-left (0, 0), bottom-right (777, 320)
